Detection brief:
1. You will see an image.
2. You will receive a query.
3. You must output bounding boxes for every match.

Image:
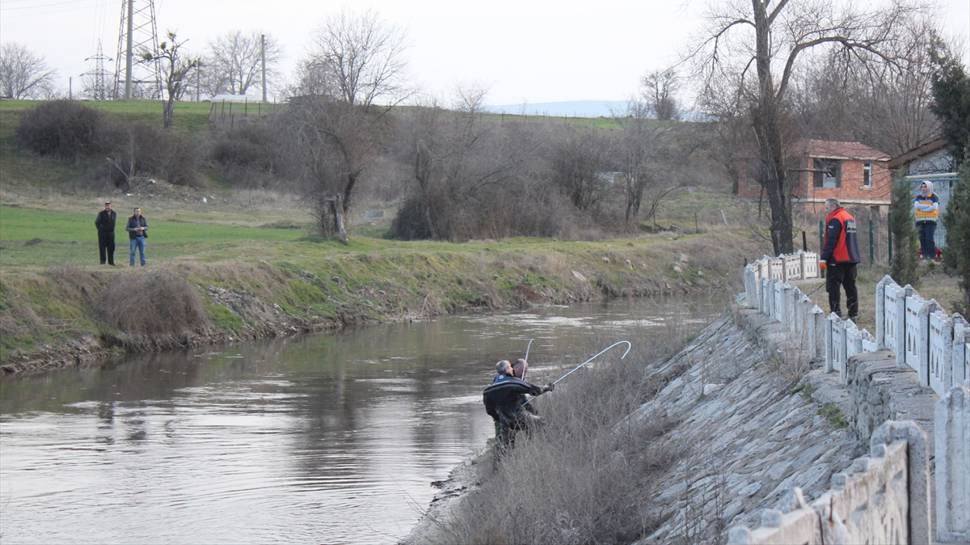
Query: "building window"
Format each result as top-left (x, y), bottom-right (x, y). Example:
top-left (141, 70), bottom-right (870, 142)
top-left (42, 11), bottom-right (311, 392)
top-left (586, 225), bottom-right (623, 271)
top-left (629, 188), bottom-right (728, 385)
top-left (813, 159), bottom-right (841, 188)
top-left (863, 161), bottom-right (872, 187)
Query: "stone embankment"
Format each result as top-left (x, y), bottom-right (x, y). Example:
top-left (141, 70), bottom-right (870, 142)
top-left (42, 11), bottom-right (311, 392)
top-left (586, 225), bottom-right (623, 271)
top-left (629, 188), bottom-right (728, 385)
top-left (728, 253), bottom-right (970, 544)
top-left (408, 252), bottom-right (969, 544)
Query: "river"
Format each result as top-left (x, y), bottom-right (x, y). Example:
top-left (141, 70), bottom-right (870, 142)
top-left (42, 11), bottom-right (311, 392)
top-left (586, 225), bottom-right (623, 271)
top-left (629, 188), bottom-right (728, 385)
top-left (0, 295), bottom-right (722, 544)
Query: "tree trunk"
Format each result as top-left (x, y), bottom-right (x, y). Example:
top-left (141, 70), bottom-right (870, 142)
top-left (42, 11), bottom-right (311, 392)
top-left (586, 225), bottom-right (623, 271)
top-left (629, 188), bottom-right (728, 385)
top-left (751, 0), bottom-right (794, 254)
top-left (329, 194), bottom-right (348, 245)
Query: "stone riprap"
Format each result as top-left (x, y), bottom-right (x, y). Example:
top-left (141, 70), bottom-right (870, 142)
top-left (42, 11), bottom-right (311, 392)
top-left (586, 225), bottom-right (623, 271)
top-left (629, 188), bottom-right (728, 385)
top-left (628, 312), bottom-right (860, 544)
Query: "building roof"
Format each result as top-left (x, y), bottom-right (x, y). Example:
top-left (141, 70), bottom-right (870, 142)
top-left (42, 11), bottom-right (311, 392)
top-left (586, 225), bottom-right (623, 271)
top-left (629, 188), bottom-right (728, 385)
top-left (887, 137), bottom-right (949, 169)
top-left (799, 139), bottom-right (890, 161)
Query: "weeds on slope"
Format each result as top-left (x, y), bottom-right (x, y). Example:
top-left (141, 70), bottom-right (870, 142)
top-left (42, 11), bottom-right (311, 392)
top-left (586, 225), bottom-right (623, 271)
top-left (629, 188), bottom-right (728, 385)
top-left (428, 322), bottom-right (700, 545)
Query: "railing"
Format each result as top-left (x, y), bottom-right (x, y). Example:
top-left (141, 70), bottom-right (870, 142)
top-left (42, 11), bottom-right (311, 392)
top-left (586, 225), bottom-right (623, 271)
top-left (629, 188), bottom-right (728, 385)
top-left (728, 420), bottom-right (930, 545)
top-left (739, 256), bottom-right (970, 543)
top-left (744, 255), bottom-right (970, 397)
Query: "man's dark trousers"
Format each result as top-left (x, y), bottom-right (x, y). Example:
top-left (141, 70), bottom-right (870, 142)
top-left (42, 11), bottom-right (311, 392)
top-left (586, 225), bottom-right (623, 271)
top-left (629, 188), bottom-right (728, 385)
top-left (98, 231), bottom-right (115, 265)
top-left (826, 263), bottom-right (858, 319)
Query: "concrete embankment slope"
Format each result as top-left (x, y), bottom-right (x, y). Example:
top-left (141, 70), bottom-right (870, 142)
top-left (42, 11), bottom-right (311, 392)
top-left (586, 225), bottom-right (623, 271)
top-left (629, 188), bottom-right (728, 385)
top-left (405, 306), bottom-right (867, 545)
top-left (627, 310), bottom-right (862, 544)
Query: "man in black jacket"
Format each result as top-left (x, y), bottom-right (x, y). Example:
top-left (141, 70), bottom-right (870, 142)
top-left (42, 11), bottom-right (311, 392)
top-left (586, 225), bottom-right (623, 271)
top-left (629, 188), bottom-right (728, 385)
top-left (483, 358), bottom-right (553, 454)
top-left (94, 201), bottom-right (116, 265)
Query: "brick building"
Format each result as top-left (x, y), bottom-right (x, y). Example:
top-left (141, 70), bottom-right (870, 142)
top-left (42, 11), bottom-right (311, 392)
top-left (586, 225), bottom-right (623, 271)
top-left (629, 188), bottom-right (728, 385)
top-left (737, 139), bottom-right (892, 213)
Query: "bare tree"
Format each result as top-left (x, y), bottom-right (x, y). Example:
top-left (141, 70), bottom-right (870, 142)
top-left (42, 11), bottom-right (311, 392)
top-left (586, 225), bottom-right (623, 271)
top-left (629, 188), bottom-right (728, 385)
top-left (0, 42), bottom-right (56, 99)
top-left (791, 16), bottom-right (943, 156)
top-left (141, 32), bottom-right (200, 128)
top-left (287, 57), bottom-right (340, 99)
top-left (691, 0), bottom-right (921, 253)
top-left (613, 101), bottom-right (673, 224)
top-left (307, 10), bottom-right (408, 111)
top-left (641, 69), bottom-right (680, 121)
top-left (285, 10), bottom-right (408, 242)
top-left (552, 126), bottom-right (611, 212)
top-left (205, 30), bottom-right (281, 96)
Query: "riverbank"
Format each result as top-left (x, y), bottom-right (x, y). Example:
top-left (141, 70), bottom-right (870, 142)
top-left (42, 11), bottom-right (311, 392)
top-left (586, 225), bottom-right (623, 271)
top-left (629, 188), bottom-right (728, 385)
top-left (0, 223), bottom-right (763, 376)
top-left (403, 308), bottom-right (863, 544)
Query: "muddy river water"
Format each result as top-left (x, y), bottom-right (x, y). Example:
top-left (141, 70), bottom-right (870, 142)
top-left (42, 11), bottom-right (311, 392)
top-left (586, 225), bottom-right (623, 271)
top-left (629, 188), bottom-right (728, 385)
top-left (0, 296), bottom-right (722, 544)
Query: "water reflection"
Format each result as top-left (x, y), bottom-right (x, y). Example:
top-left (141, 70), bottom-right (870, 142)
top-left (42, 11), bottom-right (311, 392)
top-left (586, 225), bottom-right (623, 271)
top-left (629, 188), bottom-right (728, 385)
top-left (0, 295), bottom-right (723, 544)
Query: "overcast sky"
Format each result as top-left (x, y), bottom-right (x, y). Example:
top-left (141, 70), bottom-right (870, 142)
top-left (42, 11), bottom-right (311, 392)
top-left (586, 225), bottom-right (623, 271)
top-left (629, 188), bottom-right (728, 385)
top-left (2, 0), bottom-right (968, 105)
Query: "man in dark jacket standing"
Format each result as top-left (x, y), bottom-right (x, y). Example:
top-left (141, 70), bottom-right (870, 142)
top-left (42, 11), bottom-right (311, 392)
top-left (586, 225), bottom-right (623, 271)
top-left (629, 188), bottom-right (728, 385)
top-left (95, 201), bottom-right (116, 265)
top-left (483, 358), bottom-right (553, 454)
top-left (820, 198), bottom-right (861, 319)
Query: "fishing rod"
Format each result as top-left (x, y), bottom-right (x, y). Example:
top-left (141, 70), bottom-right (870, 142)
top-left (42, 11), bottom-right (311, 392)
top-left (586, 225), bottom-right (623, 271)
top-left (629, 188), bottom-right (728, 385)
top-left (551, 340), bottom-right (632, 386)
top-left (521, 340), bottom-right (632, 407)
top-left (524, 338), bottom-right (534, 361)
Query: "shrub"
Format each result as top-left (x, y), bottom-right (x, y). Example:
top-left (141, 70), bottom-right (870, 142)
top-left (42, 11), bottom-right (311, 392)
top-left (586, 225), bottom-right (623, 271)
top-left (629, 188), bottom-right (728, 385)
top-left (105, 121), bottom-right (201, 187)
top-left (945, 161), bottom-right (970, 313)
top-left (211, 123), bottom-right (276, 171)
top-left (16, 100), bottom-right (112, 161)
top-left (95, 271), bottom-right (209, 336)
top-left (889, 176), bottom-right (918, 286)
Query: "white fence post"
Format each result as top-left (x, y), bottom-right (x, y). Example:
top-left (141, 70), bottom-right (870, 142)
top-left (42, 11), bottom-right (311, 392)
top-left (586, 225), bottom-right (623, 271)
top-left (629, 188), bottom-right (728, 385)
top-left (884, 282), bottom-right (908, 353)
top-left (843, 319), bottom-right (862, 384)
top-left (861, 329), bottom-right (877, 352)
top-left (826, 314), bottom-right (845, 374)
top-left (760, 278), bottom-right (770, 315)
top-left (875, 275), bottom-right (894, 349)
top-left (773, 282), bottom-right (785, 322)
top-left (935, 384), bottom-right (970, 543)
top-left (812, 305), bottom-right (824, 361)
top-left (930, 310), bottom-right (955, 397)
top-left (905, 295), bottom-right (938, 386)
top-left (952, 316), bottom-right (969, 389)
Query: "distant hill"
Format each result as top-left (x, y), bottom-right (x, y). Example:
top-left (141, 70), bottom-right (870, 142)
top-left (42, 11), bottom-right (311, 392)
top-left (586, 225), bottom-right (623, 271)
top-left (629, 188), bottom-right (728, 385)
top-left (483, 100), bottom-right (630, 118)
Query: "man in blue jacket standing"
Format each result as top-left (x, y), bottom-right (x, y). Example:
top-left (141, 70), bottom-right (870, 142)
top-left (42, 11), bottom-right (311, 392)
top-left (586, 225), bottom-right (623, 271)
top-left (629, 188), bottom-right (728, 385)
top-left (126, 207), bottom-right (149, 267)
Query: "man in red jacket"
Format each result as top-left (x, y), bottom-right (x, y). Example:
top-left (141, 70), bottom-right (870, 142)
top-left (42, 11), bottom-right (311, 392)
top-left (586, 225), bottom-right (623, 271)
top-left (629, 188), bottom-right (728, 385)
top-left (820, 198), bottom-right (861, 320)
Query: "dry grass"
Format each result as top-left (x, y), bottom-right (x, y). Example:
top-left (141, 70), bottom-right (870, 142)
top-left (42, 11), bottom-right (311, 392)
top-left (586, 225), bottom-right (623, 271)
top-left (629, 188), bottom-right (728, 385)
top-left (425, 328), bottom-right (698, 545)
top-left (95, 271), bottom-right (210, 337)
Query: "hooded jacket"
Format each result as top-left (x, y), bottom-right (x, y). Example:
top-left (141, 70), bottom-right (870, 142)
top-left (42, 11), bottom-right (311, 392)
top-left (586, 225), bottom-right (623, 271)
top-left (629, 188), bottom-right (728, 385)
top-left (483, 377), bottom-right (542, 427)
top-left (913, 181), bottom-right (940, 223)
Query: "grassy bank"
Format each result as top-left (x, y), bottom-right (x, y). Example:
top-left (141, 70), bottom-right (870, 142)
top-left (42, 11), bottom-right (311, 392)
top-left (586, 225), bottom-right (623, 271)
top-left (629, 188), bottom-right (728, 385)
top-left (0, 200), bottom-right (761, 374)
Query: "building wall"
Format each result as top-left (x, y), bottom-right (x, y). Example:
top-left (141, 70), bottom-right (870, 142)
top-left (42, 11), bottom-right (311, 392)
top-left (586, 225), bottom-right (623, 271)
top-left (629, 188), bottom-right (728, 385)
top-left (735, 156), bottom-right (891, 205)
top-left (796, 157), bottom-right (891, 204)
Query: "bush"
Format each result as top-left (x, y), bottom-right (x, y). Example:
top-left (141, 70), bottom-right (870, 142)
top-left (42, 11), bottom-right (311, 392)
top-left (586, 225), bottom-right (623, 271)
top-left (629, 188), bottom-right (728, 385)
top-left (211, 123), bottom-right (276, 171)
top-left (16, 101), bottom-right (112, 161)
top-left (889, 176), bottom-right (918, 286)
top-left (95, 271), bottom-right (209, 336)
top-left (945, 161), bottom-right (970, 313)
top-left (106, 121), bottom-right (201, 187)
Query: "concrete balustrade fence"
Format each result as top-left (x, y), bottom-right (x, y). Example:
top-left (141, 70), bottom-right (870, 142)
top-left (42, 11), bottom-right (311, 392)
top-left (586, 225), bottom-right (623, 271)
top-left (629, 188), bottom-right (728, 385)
top-left (728, 420), bottom-right (930, 545)
top-left (738, 257), bottom-right (970, 543)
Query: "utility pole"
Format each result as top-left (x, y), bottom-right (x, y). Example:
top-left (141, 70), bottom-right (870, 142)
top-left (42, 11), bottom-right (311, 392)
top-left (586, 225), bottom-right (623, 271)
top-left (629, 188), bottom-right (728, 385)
top-left (69, 77), bottom-right (73, 99)
top-left (261, 33), bottom-right (267, 103)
